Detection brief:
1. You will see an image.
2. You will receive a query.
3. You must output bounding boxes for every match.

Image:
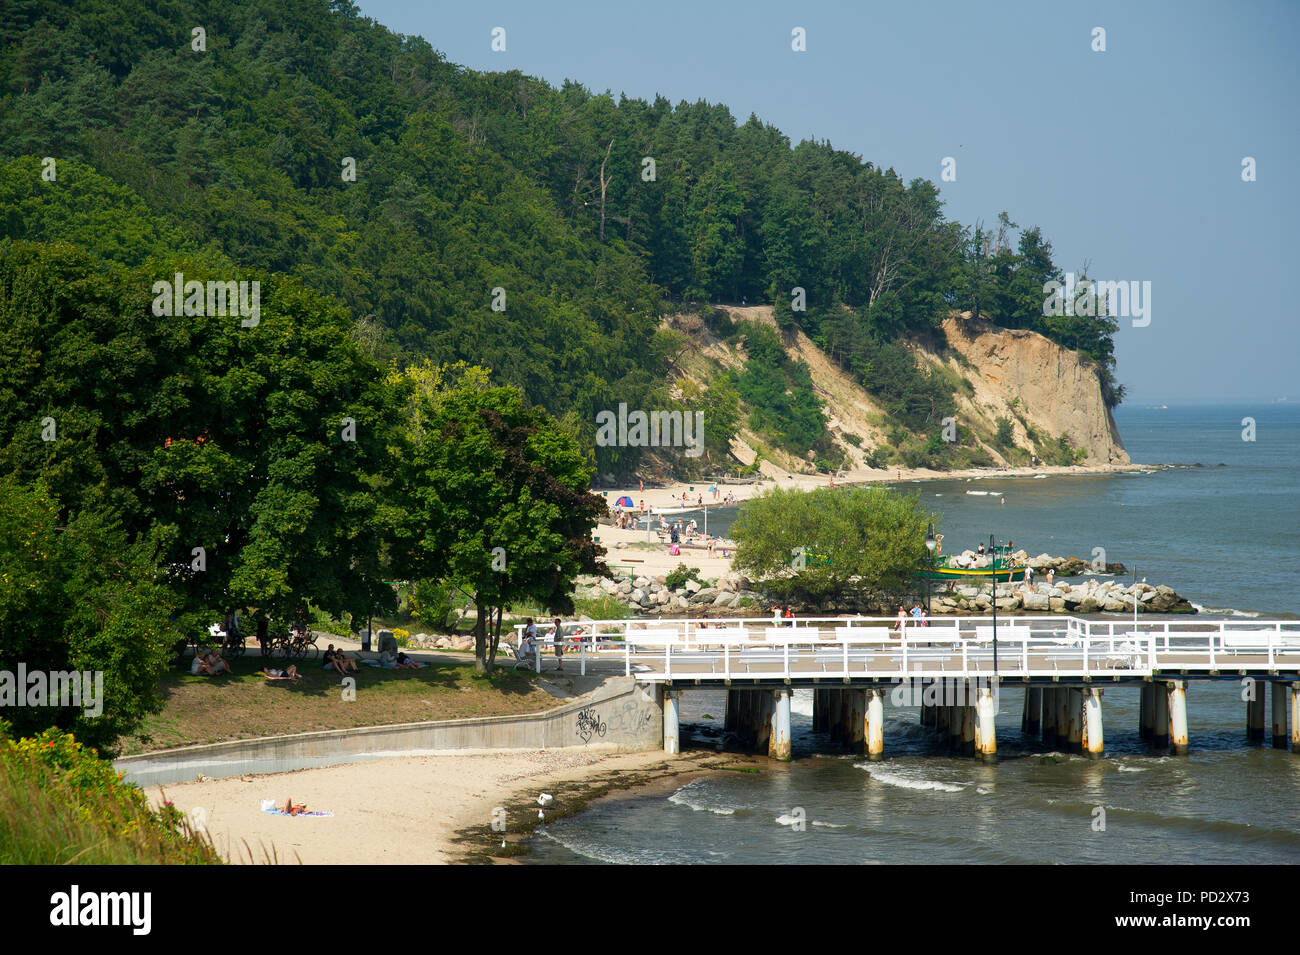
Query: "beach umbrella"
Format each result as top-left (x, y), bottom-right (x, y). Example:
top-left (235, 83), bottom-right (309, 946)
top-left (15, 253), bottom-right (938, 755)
top-left (614, 495), bottom-right (633, 507)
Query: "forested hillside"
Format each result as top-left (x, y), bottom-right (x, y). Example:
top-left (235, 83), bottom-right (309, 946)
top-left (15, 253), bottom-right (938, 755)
top-left (0, 0), bottom-right (1123, 477)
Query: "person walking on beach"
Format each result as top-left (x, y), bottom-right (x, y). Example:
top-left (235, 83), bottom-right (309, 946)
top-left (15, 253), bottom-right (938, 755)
top-left (773, 605), bottom-right (783, 627)
top-left (895, 605), bottom-right (907, 637)
top-left (552, 617), bottom-right (565, 672)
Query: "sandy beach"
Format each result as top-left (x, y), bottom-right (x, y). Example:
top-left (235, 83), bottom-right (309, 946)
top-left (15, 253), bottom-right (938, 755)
top-left (148, 749), bottom-right (686, 865)
top-left (595, 462), bottom-right (1155, 580)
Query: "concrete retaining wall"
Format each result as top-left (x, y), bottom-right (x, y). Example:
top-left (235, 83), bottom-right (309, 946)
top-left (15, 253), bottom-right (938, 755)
top-left (116, 678), bottom-right (662, 787)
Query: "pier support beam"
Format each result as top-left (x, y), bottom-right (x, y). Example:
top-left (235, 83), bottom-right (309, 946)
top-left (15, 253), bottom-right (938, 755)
top-left (1041, 687), bottom-right (1056, 748)
top-left (1167, 680), bottom-right (1188, 756)
top-left (1022, 686), bottom-right (1042, 737)
top-left (663, 688), bottom-right (680, 755)
top-left (866, 689), bottom-right (885, 760)
top-left (848, 690), bottom-right (866, 753)
top-left (936, 693), bottom-right (949, 738)
top-left (975, 686), bottom-right (997, 761)
top-left (960, 698), bottom-right (976, 757)
top-left (769, 688), bottom-right (792, 761)
top-left (1151, 680), bottom-right (1170, 750)
top-left (1082, 687), bottom-right (1104, 758)
top-left (1058, 687), bottom-right (1072, 752)
top-left (1291, 684), bottom-right (1300, 753)
top-left (1066, 688), bottom-right (1083, 754)
top-left (1139, 683), bottom-right (1151, 740)
top-left (1247, 688), bottom-right (1265, 743)
top-left (754, 691), bottom-right (773, 753)
top-left (1272, 682), bottom-right (1289, 749)
top-left (949, 695), bottom-right (963, 752)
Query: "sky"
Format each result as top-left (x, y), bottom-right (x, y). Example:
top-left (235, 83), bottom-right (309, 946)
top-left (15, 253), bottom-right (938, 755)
top-left (356, 0), bottom-right (1299, 405)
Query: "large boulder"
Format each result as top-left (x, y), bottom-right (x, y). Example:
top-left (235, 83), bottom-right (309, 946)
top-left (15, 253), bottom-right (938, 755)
top-left (1022, 592), bottom-right (1050, 612)
top-left (685, 579), bottom-right (702, 593)
top-left (691, 588), bottom-right (718, 604)
top-left (618, 579), bottom-right (633, 595)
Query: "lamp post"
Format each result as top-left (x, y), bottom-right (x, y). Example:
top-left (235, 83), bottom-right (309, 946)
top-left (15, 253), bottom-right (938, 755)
top-left (924, 523), bottom-right (937, 616)
top-left (989, 533), bottom-right (999, 676)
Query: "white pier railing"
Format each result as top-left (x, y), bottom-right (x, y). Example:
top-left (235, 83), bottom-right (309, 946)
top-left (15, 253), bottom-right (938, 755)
top-left (512, 616), bottom-right (1300, 682)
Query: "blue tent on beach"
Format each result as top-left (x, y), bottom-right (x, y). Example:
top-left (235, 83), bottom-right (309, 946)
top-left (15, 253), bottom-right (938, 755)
top-left (614, 496), bottom-right (634, 507)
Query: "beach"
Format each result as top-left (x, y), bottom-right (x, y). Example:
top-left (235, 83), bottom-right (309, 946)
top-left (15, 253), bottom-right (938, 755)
top-left (148, 748), bottom-right (690, 864)
top-left (597, 462), bottom-right (1155, 580)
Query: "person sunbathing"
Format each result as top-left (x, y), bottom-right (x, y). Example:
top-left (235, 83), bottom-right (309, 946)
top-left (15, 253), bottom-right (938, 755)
top-left (261, 665), bottom-right (302, 680)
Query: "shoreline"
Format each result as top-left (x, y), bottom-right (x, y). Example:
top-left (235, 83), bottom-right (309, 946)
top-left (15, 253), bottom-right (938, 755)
top-left (146, 748), bottom-right (714, 865)
top-left (602, 462), bottom-right (1163, 515)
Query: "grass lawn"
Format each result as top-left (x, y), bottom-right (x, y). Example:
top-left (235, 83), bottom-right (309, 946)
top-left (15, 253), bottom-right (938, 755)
top-left (120, 655), bottom-right (566, 756)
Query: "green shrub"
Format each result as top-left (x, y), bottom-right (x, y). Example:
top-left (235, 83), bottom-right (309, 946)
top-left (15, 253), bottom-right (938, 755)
top-left (0, 726), bottom-right (222, 864)
top-left (665, 563), bottom-right (703, 590)
top-left (843, 432), bottom-right (862, 447)
top-left (572, 595), bottom-right (631, 620)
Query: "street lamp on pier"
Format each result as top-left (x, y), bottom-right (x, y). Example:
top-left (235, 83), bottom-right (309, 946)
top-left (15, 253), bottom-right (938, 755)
top-left (924, 523), bottom-right (937, 616)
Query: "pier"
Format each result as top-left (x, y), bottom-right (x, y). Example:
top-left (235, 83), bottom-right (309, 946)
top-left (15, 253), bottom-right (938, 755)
top-left (518, 615), bottom-right (1300, 761)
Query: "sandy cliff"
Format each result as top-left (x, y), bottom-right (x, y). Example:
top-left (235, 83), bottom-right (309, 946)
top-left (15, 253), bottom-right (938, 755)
top-left (667, 305), bottom-right (1128, 474)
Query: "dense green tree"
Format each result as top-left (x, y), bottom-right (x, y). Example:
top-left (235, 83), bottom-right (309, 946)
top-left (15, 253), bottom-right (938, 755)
top-left (731, 486), bottom-right (934, 602)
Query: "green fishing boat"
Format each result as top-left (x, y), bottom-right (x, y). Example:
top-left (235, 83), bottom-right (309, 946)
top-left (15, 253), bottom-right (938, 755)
top-left (916, 543), bottom-right (1028, 583)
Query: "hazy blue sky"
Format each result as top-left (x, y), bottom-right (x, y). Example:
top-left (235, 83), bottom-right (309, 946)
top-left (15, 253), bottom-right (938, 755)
top-left (358, 0), bottom-right (1298, 405)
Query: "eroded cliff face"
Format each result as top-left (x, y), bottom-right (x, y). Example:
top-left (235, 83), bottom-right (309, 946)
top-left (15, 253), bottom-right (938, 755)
top-left (922, 317), bottom-right (1129, 466)
top-left (666, 305), bottom-right (1127, 473)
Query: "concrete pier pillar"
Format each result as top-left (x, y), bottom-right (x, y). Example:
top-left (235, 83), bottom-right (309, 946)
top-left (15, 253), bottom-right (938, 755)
top-left (1271, 682), bottom-right (1289, 749)
top-left (948, 695), bottom-right (963, 752)
top-left (1139, 682), bottom-right (1152, 740)
top-left (725, 689), bottom-right (737, 733)
top-left (1248, 688), bottom-right (1266, 744)
top-left (1058, 688), bottom-right (1072, 752)
top-left (1023, 686), bottom-right (1042, 736)
top-left (936, 695), bottom-right (949, 737)
top-left (849, 690), bottom-right (866, 753)
top-left (754, 691), bottom-right (773, 753)
top-left (1082, 687), bottom-right (1104, 758)
top-left (866, 689), bottom-right (885, 760)
top-left (1065, 688), bottom-right (1083, 754)
top-left (975, 686), bottom-right (997, 761)
top-left (663, 688), bottom-right (680, 755)
top-left (920, 682), bottom-right (935, 728)
top-left (1167, 680), bottom-right (1188, 756)
top-left (1151, 680), bottom-right (1170, 750)
top-left (770, 688), bottom-right (792, 761)
top-left (1041, 687), bottom-right (1057, 748)
top-left (960, 698), bottom-right (976, 757)
top-left (1291, 684), bottom-right (1300, 752)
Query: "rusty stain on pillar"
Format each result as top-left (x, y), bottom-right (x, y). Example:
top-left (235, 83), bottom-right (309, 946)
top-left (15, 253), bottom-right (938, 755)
top-left (1247, 689), bottom-right (1265, 744)
top-left (1082, 687), bottom-right (1104, 758)
top-left (1151, 679), bottom-right (1170, 750)
top-left (1167, 680), bottom-right (1188, 756)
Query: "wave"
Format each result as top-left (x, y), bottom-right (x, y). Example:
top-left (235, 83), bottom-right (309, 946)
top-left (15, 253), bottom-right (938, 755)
top-left (1033, 474), bottom-right (1047, 479)
top-left (537, 828), bottom-right (703, 865)
top-left (854, 764), bottom-right (966, 792)
top-left (668, 780), bottom-right (739, 816)
top-left (1191, 604), bottom-right (1262, 618)
top-left (966, 491), bottom-right (990, 496)
top-left (812, 820), bottom-right (848, 829)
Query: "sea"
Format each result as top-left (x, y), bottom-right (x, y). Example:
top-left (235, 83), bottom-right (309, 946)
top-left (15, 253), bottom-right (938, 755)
top-left (527, 403), bottom-right (1300, 864)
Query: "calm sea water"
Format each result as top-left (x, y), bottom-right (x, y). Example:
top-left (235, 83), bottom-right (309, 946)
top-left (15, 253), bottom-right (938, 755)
top-left (529, 404), bottom-right (1300, 864)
